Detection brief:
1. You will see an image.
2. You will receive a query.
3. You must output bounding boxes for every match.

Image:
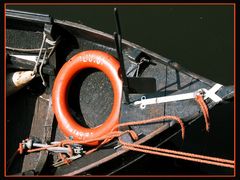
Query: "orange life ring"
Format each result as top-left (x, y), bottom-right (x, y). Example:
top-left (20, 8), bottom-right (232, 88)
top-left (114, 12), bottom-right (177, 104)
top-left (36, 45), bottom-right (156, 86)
top-left (52, 50), bottom-right (122, 146)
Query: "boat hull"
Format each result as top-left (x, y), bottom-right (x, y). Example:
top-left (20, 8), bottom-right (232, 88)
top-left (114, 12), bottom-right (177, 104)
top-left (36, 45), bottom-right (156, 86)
top-left (6, 9), bottom-right (234, 175)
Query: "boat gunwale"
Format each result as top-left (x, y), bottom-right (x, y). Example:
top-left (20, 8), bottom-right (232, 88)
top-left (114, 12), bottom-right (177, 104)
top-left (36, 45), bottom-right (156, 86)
top-left (5, 8), bottom-right (217, 86)
top-left (53, 18), bottom-right (217, 87)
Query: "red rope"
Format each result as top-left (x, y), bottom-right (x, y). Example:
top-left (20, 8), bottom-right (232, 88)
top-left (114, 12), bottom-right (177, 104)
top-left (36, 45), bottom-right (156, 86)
top-left (12, 95), bottom-right (233, 169)
top-left (195, 95), bottom-right (210, 131)
top-left (115, 95), bottom-right (233, 169)
top-left (112, 115), bottom-right (185, 140)
top-left (120, 143), bottom-right (234, 169)
top-left (120, 140), bottom-right (233, 164)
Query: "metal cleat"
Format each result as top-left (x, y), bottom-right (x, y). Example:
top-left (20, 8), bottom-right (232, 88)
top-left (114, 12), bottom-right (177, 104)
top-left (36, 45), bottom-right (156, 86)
top-left (73, 146), bottom-right (83, 155)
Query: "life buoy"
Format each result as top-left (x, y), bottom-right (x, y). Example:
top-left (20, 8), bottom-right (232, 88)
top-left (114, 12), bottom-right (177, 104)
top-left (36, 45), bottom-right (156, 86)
top-left (52, 50), bottom-right (122, 146)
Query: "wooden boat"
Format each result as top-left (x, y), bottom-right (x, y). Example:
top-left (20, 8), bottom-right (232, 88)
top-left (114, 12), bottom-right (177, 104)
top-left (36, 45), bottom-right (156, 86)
top-left (6, 9), bottom-right (234, 176)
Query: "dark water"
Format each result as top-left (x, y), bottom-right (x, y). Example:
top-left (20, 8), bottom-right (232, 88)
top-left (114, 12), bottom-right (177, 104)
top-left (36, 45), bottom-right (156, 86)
top-left (7, 5), bottom-right (234, 175)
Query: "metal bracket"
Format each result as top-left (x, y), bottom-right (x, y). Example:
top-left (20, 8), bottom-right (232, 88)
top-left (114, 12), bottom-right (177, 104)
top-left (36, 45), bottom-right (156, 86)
top-left (134, 84), bottom-right (223, 109)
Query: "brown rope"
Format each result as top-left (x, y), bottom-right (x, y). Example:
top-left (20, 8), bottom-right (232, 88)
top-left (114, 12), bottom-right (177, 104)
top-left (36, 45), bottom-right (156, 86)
top-left (14, 103), bottom-right (233, 169)
top-left (120, 140), bottom-right (233, 164)
top-left (120, 143), bottom-right (234, 169)
top-left (195, 95), bottom-right (210, 131)
top-left (112, 115), bottom-right (185, 140)
top-left (115, 97), bottom-right (233, 169)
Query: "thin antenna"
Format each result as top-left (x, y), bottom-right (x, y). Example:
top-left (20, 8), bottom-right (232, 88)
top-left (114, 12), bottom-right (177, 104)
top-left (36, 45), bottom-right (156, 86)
top-left (113, 8), bottom-right (130, 104)
top-left (114, 8), bottom-right (121, 36)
